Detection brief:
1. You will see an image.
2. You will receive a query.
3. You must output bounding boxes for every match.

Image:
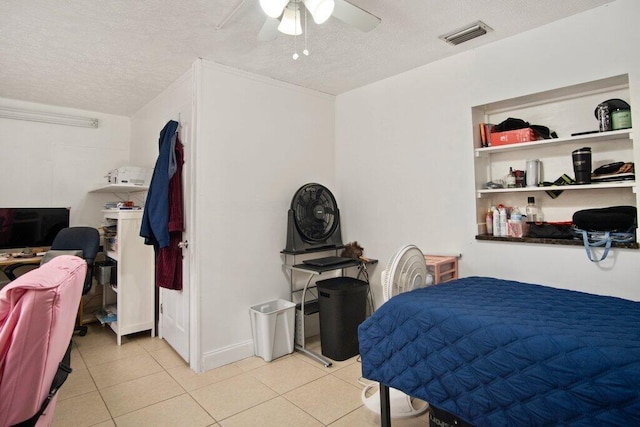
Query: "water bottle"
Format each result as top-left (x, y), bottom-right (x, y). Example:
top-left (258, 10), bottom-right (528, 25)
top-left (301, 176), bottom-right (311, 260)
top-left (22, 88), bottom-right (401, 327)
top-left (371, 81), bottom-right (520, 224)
top-left (526, 160), bottom-right (540, 187)
top-left (508, 206), bottom-right (523, 237)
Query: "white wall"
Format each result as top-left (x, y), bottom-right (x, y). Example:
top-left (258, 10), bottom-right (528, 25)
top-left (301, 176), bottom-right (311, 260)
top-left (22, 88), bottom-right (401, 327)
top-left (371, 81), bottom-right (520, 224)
top-left (129, 68), bottom-right (193, 218)
top-left (130, 70), bottom-right (193, 168)
top-left (0, 98), bottom-right (130, 227)
top-left (194, 60), bottom-right (335, 369)
top-left (335, 0), bottom-right (640, 305)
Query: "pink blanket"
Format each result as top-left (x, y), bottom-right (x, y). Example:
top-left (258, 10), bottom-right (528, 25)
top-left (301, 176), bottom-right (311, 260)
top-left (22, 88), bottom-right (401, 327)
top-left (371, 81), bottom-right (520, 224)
top-left (0, 255), bottom-right (86, 427)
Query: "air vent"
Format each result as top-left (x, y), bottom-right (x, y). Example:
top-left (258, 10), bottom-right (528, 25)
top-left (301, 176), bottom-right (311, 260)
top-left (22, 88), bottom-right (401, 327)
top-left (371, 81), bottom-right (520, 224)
top-left (440, 21), bottom-right (492, 46)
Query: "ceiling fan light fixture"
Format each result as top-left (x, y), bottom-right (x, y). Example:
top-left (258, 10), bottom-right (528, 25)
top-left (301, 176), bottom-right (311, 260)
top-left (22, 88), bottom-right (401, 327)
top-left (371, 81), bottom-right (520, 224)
top-left (278, 4), bottom-right (302, 35)
top-left (259, 0), bottom-right (289, 18)
top-left (440, 21), bottom-right (492, 46)
top-left (304, 0), bottom-right (335, 24)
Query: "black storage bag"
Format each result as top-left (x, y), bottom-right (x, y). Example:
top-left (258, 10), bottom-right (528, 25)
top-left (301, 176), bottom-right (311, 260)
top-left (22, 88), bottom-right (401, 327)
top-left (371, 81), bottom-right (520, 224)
top-left (527, 222), bottom-right (573, 239)
top-left (572, 206), bottom-right (637, 262)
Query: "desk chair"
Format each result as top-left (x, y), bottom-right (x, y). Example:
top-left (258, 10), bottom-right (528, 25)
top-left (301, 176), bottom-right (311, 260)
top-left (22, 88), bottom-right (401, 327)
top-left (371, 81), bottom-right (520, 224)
top-left (4, 227), bottom-right (100, 336)
top-left (0, 255), bottom-right (86, 426)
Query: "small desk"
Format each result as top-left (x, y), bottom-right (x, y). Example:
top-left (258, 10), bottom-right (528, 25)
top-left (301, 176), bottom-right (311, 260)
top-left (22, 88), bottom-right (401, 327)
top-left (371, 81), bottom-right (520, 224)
top-left (287, 258), bottom-right (377, 367)
top-left (0, 254), bottom-right (43, 267)
top-left (0, 254), bottom-right (43, 286)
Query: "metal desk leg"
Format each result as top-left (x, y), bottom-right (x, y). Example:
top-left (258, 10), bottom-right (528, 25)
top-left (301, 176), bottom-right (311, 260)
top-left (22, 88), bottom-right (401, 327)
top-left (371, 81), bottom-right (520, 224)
top-left (294, 344), bottom-right (332, 367)
top-left (296, 273), bottom-right (332, 367)
top-left (380, 384), bottom-right (391, 427)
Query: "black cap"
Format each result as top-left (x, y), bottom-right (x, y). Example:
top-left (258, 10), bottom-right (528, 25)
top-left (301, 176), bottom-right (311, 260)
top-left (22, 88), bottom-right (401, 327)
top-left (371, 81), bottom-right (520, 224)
top-left (528, 196), bottom-right (535, 204)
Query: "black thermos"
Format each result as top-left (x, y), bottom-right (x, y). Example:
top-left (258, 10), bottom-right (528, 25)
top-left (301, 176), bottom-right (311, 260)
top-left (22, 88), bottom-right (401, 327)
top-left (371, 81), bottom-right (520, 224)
top-left (572, 147), bottom-right (592, 184)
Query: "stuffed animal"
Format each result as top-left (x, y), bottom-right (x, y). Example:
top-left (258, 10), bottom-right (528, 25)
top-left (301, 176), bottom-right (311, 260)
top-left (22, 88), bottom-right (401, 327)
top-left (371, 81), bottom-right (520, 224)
top-left (341, 241), bottom-right (369, 261)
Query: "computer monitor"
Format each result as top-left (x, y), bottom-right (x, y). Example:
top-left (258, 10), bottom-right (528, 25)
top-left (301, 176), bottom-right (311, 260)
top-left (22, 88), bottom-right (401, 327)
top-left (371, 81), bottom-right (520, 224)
top-left (0, 207), bottom-right (70, 250)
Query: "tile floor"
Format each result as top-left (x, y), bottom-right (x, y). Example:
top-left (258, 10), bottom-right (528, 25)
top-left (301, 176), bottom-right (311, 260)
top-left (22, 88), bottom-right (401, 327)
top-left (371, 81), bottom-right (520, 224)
top-left (53, 324), bottom-right (429, 426)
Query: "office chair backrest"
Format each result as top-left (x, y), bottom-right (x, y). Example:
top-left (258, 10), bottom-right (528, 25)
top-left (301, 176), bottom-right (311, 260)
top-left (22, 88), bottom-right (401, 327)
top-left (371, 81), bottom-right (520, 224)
top-left (0, 255), bottom-right (86, 426)
top-left (50, 227), bottom-right (100, 295)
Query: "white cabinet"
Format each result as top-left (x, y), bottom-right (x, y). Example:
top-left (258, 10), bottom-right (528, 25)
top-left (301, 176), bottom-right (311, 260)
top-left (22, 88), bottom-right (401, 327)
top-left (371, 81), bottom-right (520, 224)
top-left (472, 74), bottom-right (638, 247)
top-left (100, 210), bottom-right (155, 344)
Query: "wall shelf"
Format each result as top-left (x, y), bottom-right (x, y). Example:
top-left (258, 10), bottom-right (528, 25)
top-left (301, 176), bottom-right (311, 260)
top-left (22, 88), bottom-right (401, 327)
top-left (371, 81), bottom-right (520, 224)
top-left (475, 234), bottom-right (639, 249)
top-left (477, 181), bottom-right (636, 197)
top-left (90, 183), bottom-right (149, 193)
top-left (475, 129), bottom-right (632, 156)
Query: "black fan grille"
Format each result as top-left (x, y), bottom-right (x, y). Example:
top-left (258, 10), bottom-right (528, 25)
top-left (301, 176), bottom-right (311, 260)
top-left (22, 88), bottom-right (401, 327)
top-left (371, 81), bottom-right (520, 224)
top-left (292, 184), bottom-right (338, 242)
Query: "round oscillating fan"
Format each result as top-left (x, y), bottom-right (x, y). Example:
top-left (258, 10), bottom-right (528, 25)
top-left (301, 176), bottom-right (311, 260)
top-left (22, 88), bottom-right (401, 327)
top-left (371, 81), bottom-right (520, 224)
top-left (362, 244), bottom-right (432, 419)
top-left (293, 183), bottom-right (338, 242)
top-left (284, 183), bottom-right (343, 253)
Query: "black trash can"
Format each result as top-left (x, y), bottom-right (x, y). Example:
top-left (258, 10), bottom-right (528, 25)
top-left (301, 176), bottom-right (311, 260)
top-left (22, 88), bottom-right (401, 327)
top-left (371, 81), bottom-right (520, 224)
top-left (316, 277), bottom-right (368, 361)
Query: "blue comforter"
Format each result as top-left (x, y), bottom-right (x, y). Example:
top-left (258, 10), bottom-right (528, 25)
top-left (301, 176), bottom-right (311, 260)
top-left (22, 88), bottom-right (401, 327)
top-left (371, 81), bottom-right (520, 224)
top-left (358, 277), bottom-right (640, 425)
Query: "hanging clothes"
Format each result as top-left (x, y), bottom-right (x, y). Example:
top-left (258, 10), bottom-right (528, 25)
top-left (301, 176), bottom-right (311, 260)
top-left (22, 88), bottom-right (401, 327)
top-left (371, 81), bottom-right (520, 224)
top-left (140, 120), bottom-right (179, 248)
top-left (140, 119), bottom-right (184, 290)
top-left (156, 135), bottom-right (184, 290)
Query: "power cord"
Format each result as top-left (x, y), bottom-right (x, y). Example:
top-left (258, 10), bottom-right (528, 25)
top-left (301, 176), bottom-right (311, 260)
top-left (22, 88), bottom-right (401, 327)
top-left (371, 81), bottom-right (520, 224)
top-left (357, 262), bottom-right (377, 313)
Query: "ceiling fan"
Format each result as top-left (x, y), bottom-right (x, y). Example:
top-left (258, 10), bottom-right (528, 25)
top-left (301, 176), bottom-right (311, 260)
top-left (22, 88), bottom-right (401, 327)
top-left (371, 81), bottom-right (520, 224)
top-left (257, 0), bottom-right (381, 41)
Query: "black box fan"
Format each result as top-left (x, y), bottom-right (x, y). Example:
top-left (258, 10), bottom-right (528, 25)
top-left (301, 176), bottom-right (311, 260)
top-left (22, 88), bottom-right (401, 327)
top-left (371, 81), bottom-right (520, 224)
top-left (284, 183), bottom-right (343, 253)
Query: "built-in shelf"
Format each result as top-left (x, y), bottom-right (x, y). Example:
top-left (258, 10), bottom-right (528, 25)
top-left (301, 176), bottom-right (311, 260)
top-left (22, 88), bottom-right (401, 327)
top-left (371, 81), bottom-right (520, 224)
top-left (475, 234), bottom-right (639, 249)
top-left (475, 129), bottom-right (632, 156)
top-left (477, 181), bottom-right (636, 197)
top-left (472, 73), bottom-right (638, 247)
top-left (89, 183), bottom-right (149, 193)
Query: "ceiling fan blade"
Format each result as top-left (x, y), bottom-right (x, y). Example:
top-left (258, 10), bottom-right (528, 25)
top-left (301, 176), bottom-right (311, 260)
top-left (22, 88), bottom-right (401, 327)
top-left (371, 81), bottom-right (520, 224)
top-left (257, 17), bottom-right (280, 41)
top-left (332, 0), bottom-right (381, 32)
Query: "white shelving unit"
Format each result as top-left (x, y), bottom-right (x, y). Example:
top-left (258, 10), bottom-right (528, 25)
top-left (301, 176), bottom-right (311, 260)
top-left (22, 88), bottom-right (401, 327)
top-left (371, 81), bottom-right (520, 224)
top-left (100, 209), bottom-right (155, 344)
top-left (472, 74), bottom-right (638, 246)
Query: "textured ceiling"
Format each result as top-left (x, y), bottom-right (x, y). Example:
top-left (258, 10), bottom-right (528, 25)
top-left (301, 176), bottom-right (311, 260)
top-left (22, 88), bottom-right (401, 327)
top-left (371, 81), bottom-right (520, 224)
top-left (0, 0), bottom-right (614, 116)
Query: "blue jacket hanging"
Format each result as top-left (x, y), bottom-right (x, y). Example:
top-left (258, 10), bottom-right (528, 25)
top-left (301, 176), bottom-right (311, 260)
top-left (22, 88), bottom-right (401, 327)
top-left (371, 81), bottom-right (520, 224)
top-left (140, 120), bottom-right (179, 248)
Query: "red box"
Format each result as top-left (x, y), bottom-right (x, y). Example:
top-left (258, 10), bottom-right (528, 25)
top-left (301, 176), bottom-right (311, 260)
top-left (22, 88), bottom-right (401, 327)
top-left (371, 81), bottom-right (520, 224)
top-left (489, 128), bottom-right (537, 146)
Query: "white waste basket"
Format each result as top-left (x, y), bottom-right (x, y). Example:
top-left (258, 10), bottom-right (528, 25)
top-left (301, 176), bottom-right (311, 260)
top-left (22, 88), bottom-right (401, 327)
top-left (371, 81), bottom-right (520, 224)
top-left (250, 299), bottom-right (295, 362)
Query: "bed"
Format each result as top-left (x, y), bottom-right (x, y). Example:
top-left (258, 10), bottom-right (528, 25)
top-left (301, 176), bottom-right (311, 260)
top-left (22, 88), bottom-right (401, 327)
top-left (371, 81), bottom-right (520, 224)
top-left (358, 276), bottom-right (640, 426)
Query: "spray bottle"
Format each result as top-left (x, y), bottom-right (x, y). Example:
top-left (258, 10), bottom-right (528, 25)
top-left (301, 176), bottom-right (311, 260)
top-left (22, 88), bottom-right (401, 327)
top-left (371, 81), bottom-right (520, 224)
top-left (486, 206), bottom-right (494, 235)
top-left (498, 205), bottom-right (508, 237)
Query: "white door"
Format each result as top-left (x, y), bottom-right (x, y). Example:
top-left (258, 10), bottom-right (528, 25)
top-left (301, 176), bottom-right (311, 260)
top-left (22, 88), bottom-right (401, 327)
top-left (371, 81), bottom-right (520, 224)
top-left (159, 272), bottom-right (189, 361)
top-left (159, 119), bottom-right (191, 363)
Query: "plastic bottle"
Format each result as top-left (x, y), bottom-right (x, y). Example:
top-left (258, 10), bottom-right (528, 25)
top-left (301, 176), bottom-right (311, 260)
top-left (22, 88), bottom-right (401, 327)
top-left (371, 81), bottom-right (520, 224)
top-left (498, 205), bottom-right (508, 237)
top-left (486, 207), bottom-right (494, 235)
top-left (511, 206), bottom-right (522, 221)
top-left (506, 167), bottom-right (516, 188)
top-left (508, 206), bottom-right (523, 237)
top-left (525, 197), bottom-right (542, 223)
top-left (492, 205), bottom-right (500, 237)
